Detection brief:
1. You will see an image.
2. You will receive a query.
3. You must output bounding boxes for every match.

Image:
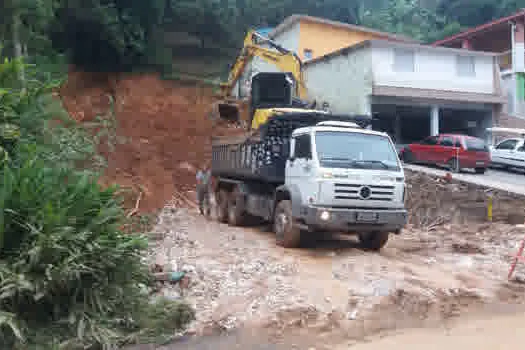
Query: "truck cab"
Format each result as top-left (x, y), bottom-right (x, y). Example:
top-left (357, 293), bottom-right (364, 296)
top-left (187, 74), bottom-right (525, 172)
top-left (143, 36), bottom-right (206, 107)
top-left (274, 121), bottom-right (407, 249)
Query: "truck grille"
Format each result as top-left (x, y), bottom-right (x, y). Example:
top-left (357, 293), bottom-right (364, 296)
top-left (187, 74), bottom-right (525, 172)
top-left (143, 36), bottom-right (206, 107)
top-left (334, 183), bottom-right (394, 201)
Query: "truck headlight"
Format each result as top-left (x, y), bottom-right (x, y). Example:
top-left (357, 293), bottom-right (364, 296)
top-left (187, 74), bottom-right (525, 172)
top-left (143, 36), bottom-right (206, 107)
top-left (320, 210), bottom-right (330, 221)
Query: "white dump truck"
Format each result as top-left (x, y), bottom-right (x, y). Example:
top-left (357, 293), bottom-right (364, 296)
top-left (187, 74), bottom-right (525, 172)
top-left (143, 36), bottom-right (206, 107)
top-left (209, 109), bottom-right (407, 251)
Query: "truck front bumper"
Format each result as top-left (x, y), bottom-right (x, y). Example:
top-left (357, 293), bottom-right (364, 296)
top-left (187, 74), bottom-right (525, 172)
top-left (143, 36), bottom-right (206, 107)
top-left (300, 206), bottom-right (407, 234)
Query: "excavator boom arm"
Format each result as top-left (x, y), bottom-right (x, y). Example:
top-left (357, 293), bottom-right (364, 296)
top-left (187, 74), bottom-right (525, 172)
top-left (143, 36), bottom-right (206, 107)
top-left (220, 30), bottom-right (307, 99)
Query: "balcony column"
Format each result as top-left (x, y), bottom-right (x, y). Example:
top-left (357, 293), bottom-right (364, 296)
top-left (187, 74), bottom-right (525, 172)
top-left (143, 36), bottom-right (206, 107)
top-left (394, 114), bottom-right (401, 144)
top-left (430, 105), bottom-right (439, 136)
top-left (513, 21), bottom-right (524, 72)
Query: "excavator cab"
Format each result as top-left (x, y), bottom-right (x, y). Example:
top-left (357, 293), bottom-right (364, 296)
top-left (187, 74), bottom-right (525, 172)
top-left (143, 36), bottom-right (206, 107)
top-left (214, 72), bottom-right (296, 128)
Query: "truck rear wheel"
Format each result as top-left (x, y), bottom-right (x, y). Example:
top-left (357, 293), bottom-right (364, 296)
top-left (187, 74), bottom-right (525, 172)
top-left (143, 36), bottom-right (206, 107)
top-left (274, 200), bottom-right (301, 248)
top-left (216, 189), bottom-right (229, 223)
top-left (227, 188), bottom-right (246, 226)
top-left (358, 231), bottom-right (389, 251)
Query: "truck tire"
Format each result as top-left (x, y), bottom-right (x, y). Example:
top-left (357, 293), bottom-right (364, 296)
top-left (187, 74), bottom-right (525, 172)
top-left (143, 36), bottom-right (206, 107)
top-left (274, 200), bottom-right (301, 248)
top-left (227, 188), bottom-right (246, 226)
top-left (216, 189), bottom-right (229, 223)
top-left (358, 231), bottom-right (389, 251)
top-left (202, 192), bottom-right (212, 220)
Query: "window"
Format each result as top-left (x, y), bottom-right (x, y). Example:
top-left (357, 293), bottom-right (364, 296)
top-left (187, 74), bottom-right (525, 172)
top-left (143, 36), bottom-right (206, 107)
top-left (315, 131), bottom-right (399, 170)
top-left (465, 137), bottom-right (489, 152)
top-left (496, 139), bottom-right (519, 150)
top-left (456, 55), bottom-right (476, 77)
top-left (421, 136), bottom-right (438, 145)
top-left (517, 144), bottom-right (525, 152)
top-left (303, 49), bottom-right (313, 60)
top-left (393, 48), bottom-right (415, 72)
top-left (294, 134), bottom-right (312, 158)
top-left (440, 136), bottom-right (454, 147)
top-left (454, 138), bottom-right (463, 148)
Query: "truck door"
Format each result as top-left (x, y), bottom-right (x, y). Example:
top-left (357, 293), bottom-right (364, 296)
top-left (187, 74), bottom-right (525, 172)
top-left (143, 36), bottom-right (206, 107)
top-left (287, 133), bottom-right (315, 203)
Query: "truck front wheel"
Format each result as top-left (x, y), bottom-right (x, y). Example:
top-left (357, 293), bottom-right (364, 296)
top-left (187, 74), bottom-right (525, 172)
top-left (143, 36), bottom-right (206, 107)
top-left (358, 231), bottom-right (389, 251)
top-left (274, 200), bottom-right (301, 248)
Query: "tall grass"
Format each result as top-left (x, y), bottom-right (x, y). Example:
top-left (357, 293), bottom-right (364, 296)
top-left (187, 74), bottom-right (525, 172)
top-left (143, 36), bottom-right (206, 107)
top-left (0, 55), bottom-right (195, 348)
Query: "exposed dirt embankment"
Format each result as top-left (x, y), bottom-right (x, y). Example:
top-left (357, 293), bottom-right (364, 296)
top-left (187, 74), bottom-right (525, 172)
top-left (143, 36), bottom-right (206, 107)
top-left (59, 69), bottom-right (241, 213)
top-left (405, 170), bottom-right (525, 228)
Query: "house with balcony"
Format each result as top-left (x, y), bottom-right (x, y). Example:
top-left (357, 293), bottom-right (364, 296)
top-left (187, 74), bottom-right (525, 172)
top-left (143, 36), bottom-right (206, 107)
top-left (231, 14), bottom-right (504, 144)
top-left (303, 40), bottom-right (504, 144)
top-left (432, 9), bottom-right (525, 129)
top-left (232, 15), bottom-right (416, 99)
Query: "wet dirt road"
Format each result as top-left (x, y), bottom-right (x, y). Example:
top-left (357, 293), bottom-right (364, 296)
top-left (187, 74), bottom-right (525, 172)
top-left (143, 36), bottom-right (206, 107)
top-left (146, 204), bottom-right (525, 349)
top-left (335, 310), bottom-right (525, 350)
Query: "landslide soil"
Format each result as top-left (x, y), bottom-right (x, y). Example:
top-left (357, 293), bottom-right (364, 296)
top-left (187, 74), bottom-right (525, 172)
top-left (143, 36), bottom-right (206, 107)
top-left (59, 68), bottom-right (241, 213)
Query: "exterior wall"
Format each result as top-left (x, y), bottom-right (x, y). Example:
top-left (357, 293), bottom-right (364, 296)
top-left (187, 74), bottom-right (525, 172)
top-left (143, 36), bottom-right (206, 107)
top-left (304, 47), bottom-right (373, 115)
top-left (501, 72), bottom-right (525, 117)
top-left (371, 45), bottom-right (496, 95)
top-left (231, 22), bottom-right (301, 98)
top-left (297, 19), bottom-right (384, 61)
top-left (501, 73), bottom-right (516, 114)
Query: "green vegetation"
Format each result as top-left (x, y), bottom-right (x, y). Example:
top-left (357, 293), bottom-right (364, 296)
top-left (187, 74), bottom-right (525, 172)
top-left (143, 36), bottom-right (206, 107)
top-left (0, 55), bottom-right (195, 348)
top-left (1, 0), bottom-right (524, 79)
top-left (0, 0), bottom-right (523, 348)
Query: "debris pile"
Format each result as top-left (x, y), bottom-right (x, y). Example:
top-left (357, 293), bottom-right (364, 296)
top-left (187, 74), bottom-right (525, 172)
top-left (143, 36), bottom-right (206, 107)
top-left (405, 170), bottom-right (525, 227)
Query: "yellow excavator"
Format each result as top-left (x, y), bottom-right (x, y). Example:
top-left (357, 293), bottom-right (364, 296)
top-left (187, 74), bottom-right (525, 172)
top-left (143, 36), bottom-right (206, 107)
top-left (213, 29), bottom-right (321, 131)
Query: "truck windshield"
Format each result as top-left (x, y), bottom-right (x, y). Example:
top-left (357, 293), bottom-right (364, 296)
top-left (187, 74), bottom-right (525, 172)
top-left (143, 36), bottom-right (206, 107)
top-left (315, 131), bottom-right (400, 170)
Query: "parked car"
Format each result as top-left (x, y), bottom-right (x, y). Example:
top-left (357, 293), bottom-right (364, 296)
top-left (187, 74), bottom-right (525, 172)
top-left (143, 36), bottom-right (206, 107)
top-left (399, 133), bottom-right (491, 174)
top-left (490, 137), bottom-right (525, 170)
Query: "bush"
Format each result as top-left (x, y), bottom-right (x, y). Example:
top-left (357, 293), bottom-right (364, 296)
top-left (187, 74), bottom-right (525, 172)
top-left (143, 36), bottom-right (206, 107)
top-left (0, 153), bottom-right (194, 348)
top-left (0, 55), bottom-right (195, 348)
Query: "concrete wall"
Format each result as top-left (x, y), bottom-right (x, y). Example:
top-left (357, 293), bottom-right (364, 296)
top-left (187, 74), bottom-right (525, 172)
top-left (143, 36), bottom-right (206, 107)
top-left (371, 44), bottom-right (496, 94)
top-left (303, 47), bottom-right (373, 115)
top-left (231, 22), bottom-right (301, 99)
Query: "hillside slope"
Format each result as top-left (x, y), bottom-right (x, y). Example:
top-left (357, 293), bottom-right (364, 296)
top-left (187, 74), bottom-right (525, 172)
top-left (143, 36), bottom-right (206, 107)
top-left (59, 70), bottom-right (238, 213)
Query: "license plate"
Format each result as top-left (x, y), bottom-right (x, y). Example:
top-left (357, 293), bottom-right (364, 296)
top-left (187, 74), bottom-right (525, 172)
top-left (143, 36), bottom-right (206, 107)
top-left (356, 212), bottom-right (378, 223)
top-left (476, 161), bottom-right (485, 165)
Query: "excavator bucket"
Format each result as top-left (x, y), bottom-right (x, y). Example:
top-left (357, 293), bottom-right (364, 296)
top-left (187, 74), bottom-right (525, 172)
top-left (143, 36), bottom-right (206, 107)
top-left (208, 98), bottom-right (250, 129)
top-left (218, 101), bottom-right (240, 122)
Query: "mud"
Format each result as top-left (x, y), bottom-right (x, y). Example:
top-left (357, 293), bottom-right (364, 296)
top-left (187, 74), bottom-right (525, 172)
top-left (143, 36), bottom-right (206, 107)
top-left (148, 201), bottom-right (525, 348)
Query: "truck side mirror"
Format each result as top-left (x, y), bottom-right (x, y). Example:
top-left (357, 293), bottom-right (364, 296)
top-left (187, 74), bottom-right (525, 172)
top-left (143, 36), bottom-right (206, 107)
top-left (288, 156), bottom-right (295, 162)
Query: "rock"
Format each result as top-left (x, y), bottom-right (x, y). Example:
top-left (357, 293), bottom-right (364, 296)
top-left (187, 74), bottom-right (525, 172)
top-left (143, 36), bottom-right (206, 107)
top-left (347, 309), bottom-right (358, 320)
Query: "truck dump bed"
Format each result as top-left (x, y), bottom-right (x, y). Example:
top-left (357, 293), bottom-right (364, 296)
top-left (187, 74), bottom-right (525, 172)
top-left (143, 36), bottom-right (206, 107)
top-left (211, 112), bottom-right (370, 184)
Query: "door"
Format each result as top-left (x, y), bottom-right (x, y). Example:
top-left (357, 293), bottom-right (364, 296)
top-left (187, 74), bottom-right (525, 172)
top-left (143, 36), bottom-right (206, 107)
top-left (286, 133), bottom-right (315, 203)
top-left (492, 139), bottom-right (520, 167)
top-left (436, 135), bottom-right (458, 165)
top-left (515, 140), bottom-right (525, 168)
top-left (412, 135), bottom-right (439, 163)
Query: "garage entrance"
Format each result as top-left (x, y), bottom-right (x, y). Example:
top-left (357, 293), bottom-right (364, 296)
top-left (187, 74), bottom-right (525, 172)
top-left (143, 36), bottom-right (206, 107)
top-left (439, 108), bottom-right (491, 139)
top-left (371, 97), bottom-right (494, 147)
top-left (372, 104), bottom-right (431, 145)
